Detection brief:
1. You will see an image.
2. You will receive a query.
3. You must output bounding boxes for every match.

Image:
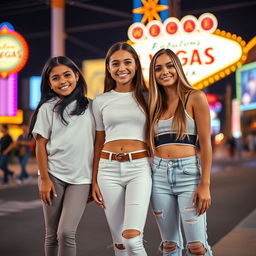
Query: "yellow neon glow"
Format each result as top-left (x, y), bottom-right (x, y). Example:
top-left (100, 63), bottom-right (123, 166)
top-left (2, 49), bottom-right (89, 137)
top-left (0, 26), bottom-right (29, 78)
top-left (128, 13), bottom-right (256, 90)
top-left (0, 110), bottom-right (23, 124)
top-left (0, 126), bottom-right (23, 141)
top-left (82, 59), bottom-right (105, 99)
top-left (192, 29), bottom-right (256, 89)
top-left (215, 133), bottom-right (224, 144)
top-left (133, 0), bottom-right (169, 24)
top-left (244, 37), bottom-right (256, 52)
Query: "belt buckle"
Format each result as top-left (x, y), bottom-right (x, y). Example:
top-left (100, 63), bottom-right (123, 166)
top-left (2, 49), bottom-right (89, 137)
top-left (115, 153), bottom-right (126, 162)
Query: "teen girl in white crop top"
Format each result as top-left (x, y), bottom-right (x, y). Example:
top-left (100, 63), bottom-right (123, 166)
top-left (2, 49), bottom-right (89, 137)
top-left (148, 49), bottom-right (213, 256)
top-left (92, 42), bottom-right (152, 256)
top-left (93, 89), bottom-right (146, 143)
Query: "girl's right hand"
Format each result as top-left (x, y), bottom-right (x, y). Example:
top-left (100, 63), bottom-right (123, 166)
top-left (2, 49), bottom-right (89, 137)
top-left (92, 182), bottom-right (104, 208)
top-left (39, 177), bottom-right (57, 205)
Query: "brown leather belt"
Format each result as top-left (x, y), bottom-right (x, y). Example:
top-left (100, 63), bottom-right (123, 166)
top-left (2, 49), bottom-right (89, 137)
top-left (100, 151), bottom-right (149, 162)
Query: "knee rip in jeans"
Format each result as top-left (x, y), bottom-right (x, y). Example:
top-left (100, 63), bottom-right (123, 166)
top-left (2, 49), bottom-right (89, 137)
top-left (184, 206), bottom-right (196, 211)
top-left (184, 219), bottom-right (198, 224)
top-left (153, 210), bottom-right (163, 217)
top-left (122, 229), bottom-right (141, 239)
top-left (115, 244), bottom-right (125, 250)
top-left (188, 242), bottom-right (206, 255)
top-left (163, 241), bottom-right (177, 252)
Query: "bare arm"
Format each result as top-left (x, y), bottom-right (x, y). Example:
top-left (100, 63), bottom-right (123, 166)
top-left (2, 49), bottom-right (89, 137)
top-left (191, 90), bottom-right (212, 215)
top-left (92, 131), bottom-right (105, 208)
top-left (2, 142), bottom-right (17, 155)
top-left (36, 134), bottom-right (57, 205)
top-left (17, 139), bottom-right (34, 146)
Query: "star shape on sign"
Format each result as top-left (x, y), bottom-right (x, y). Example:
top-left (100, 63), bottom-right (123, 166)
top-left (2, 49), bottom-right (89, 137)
top-left (133, 0), bottom-right (169, 24)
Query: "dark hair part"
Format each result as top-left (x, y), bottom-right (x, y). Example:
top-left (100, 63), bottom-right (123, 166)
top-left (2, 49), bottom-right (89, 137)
top-left (29, 56), bottom-right (89, 136)
top-left (104, 42), bottom-right (149, 137)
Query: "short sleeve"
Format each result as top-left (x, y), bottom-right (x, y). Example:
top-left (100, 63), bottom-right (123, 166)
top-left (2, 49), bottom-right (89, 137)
top-left (32, 104), bottom-right (52, 139)
top-left (92, 98), bottom-right (105, 131)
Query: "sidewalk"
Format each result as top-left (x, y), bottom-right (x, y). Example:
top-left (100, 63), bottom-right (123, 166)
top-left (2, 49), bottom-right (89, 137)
top-left (213, 209), bottom-right (256, 256)
top-left (1, 148), bottom-right (256, 255)
top-left (212, 145), bottom-right (256, 255)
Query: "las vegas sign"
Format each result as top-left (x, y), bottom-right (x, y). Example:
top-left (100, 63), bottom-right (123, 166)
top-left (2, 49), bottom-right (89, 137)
top-left (128, 13), bottom-right (255, 89)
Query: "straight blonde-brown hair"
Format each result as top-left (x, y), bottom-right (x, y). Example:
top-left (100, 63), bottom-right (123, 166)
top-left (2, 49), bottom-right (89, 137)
top-left (148, 48), bottom-right (196, 153)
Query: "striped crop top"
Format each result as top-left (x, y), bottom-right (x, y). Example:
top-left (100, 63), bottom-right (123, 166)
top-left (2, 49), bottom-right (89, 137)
top-left (154, 91), bottom-right (198, 148)
top-left (154, 110), bottom-right (197, 148)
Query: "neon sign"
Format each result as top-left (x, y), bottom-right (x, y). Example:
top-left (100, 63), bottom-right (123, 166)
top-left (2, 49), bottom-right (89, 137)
top-left (128, 13), bottom-right (256, 89)
top-left (29, 76), bottom-right (42, 110)
top-left (0, 25), bottom-right (29, 78)
top-left (0, 73), bottom-right (17, 116)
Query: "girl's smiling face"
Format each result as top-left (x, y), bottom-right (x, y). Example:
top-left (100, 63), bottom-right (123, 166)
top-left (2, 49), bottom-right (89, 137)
top-left (107, 50), bottom-right (137, 87)
top-left (154, 53), bottom-right (178, 88)
top-left (49, 65), bottom-right (79, 98)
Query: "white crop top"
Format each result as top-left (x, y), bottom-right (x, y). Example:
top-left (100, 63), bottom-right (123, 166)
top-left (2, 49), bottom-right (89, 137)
top-left (92, 90), bottom-right (146, 144)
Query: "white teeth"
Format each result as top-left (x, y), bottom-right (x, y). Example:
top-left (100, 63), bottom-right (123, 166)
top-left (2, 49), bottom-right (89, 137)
top-left (60, 85), bottom-right (69, 90)
top-left (118, 73), bottom-right (128, 77)
top-left (162, 76), bottom-right (173, 81)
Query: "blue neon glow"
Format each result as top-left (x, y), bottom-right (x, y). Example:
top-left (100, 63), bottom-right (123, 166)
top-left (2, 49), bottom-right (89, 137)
top-left (133, 0), bottom-right (143, 22)
top-left (236, 62), bottom-right (256, 111)
top-left (0, 22), bottom-right (15, 31)
top-left (29, 76), bottom-right (41, 110)
top-left (133, 0), bottom-right (169, 23)
top-left (211, 118), bottom-right (220, 134)
top-left (160, 0), bottom-right (169, 22)
top-left (240, 102), bottom-right (256, 111)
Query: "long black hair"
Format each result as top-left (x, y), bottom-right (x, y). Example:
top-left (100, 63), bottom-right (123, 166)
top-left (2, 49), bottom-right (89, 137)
top-left (29, 56), bottom-right (89, 136)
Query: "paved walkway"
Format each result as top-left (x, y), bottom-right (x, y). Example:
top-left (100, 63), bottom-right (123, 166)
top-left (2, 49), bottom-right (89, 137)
top-left (1, 145), bottom-right (256, 255)
top-left (213, 208), bottom-right (256, 256)
top-left (210, 146), bottom-right (256, 255)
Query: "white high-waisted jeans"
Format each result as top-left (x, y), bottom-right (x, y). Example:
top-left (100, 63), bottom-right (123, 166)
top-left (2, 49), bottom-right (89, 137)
top-left (98, 151), bottom-right (152, 256)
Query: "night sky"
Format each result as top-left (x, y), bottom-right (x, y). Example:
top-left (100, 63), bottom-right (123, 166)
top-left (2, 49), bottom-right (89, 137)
top-left (0, 0), bottom-right (255, 97)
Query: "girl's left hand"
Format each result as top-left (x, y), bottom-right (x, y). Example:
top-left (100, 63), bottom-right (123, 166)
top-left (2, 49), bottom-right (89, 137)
top-left (193, 184), bottom-right (211, 215)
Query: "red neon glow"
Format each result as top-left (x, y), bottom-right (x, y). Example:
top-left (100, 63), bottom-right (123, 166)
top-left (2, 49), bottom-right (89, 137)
top-left (149, 24), bottom-right (161, 37)
top-left (201, 17), bottom-right (214, 31)
top-left (132, 27), bottom-right (144, 39)
top-left (0, 26), bottom-right (29, 78)
top-left (175, 48), bottom-right (215, 66)
top-left (166, 22), bottom-right (178, 34)
top-left (183, 20), bottom-right (196, 33)
top-left (206, 94), bottom-right (218, 104)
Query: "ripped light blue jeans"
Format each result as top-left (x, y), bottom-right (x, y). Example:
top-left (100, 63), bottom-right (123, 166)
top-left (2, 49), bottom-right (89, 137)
top-left (151, 155), bottom-right (212, 256)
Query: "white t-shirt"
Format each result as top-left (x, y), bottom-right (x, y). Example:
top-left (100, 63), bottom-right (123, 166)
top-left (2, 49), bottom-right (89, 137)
top-left (32, 97), bottom-right (95, 184)
top-left (92, 90), bottom-right (146, 143)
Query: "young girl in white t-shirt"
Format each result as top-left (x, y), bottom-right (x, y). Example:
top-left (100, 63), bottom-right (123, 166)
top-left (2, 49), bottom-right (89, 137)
top-left (92, 42), bottom-right (152, 256)
top-left (29, 56), bottom-right (95, 256)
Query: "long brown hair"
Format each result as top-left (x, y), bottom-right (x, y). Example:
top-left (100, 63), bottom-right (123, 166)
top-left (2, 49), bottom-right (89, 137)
top-left (148, 48), bottom-right (196, 153)
top-left (104, 42), bottom-right (149, 134)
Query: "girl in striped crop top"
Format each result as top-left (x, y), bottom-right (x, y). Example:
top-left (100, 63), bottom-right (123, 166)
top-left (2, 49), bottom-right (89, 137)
top-left (148, 48), bottom-right (213, 256)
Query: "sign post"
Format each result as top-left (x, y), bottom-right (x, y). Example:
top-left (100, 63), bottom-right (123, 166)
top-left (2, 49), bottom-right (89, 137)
top-left (0, 22), bottom-right (29, 121)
